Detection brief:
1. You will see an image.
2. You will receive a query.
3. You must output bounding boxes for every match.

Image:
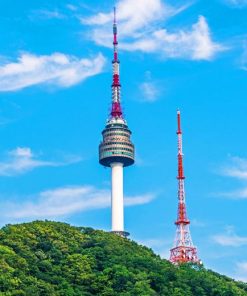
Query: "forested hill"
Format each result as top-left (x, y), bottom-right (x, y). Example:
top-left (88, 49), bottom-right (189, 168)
top-left (0, 221), bottom-right (246, 296)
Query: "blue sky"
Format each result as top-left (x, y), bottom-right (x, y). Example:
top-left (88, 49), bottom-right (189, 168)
top-left (0, 0), bottom-right (247, 281)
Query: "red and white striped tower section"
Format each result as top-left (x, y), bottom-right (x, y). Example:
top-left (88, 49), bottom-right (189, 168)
top-left (99, 8), bottom-right (135, 237)
top-left (170, 110), bottom-right (200, 264)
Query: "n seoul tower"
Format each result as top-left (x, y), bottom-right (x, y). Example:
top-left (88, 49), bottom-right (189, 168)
top-left (170, 111), bottom-right (200, 264)
top-left (99, 8), bottom-right (135, 237)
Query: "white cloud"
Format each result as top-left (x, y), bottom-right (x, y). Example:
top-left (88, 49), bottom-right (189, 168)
top-left (224, 0), bottom-right (247, 7)
top-left (82, 0), bottom-right (174, 30)
top-left (82, 0), bottom-right (223, 60)
top-left (216, 156), bottom-right (247, 199)
top-left (121, 16), bottom-right (222, 60)
top-left (2, 186), bottom-right (157, 220)
top-left (235, 262), bottom-right (247, 282)
top-left (240, 42), bottom-right (247, 71)
top-left (0, 147), bottom-right (81, 176)
top-left (237, 262), bottom-right (247, 272)
top-left (191, 219), bottom-right (206, 227)
top-left (125, 193), bottom-right (156, 206)
top-left (141, 82), bottom-right (159, 102)
top-left (213, 234), bottom-right (247, 246)
top-left (66, 4), bottom-right (78, 12)
top-left (139, 71), bottom-right (162, 102)
top-left (221, 156), bottom-right (247, 180)
top-left (218, 188), bottom-right (247, 199)
top-left (0, 52), bottom-right (106, 92)
top-left (213, 227), bottom-right (247, 247)
top-left (31, 9), bottom-right (66, 20)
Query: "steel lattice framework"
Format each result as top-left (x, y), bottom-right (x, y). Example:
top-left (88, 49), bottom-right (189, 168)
top-left (170, 111), bottom-right (200, 264)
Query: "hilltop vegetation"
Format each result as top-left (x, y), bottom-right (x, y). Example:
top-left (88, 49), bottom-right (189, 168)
top-left (0, 221), bottom-right (246, 295)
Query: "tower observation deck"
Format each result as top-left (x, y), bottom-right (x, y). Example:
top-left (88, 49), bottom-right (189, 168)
top-left (99, 8), bottom-right (135, 237)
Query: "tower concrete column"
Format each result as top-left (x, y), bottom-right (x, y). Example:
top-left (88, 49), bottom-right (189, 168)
top-left (111, 162), bottom-right (124, 232)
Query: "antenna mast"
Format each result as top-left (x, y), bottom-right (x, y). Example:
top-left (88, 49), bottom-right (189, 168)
top-left (111, 6), bottom-right (122, 119)
top-left (170, 110), bottom-right (200, 264)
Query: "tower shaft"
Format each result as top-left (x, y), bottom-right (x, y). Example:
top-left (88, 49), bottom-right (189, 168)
top-left (170, 111), bottom-right (199, 264)
top-left (111, 163), bottom-right (124, 232)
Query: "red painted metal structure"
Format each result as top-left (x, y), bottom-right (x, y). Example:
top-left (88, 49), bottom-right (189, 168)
top-left (111, 7), bottom-right (123, 119)
top-left (170, 110), bottom-right (200, 264)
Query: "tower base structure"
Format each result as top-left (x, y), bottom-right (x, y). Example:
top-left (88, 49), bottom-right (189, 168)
top-left (111, 230), bottom-right (130, 238)
top-left (170, 246), bottom-right (199, 264)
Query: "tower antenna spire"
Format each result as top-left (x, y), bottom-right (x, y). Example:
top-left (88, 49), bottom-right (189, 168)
top-left (111, 6), bottom-right (122, 118)
top-left (114, 6), bottom-right (116, 25)
top-left (170, 110), bottom-right (200, 264)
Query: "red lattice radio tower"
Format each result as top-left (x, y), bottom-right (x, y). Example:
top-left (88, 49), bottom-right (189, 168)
top-left (170, 110), bottom-right (200, 264)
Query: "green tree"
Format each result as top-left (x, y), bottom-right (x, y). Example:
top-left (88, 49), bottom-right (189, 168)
top-left (0, 221), bottom-right (246, 296)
